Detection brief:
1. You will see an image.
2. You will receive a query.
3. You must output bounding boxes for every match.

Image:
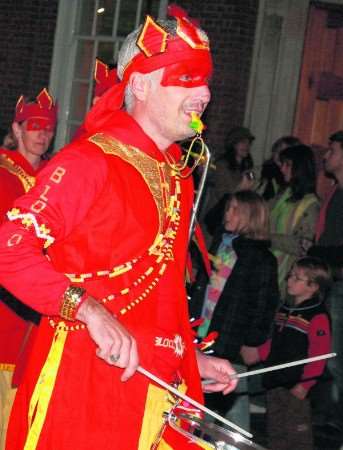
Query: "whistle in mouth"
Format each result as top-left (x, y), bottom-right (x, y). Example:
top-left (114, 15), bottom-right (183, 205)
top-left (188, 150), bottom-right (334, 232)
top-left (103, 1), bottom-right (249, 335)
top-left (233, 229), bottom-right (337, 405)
top-left (189, 112), bottom-right (205, 134)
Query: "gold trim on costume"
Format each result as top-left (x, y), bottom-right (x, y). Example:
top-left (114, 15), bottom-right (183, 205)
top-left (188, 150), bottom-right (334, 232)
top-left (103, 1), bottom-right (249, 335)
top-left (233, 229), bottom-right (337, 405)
top-left (0, 153), bottom-right (35, 193)
top-left (88, 133), bottom-right (170, 232)
top-left (60, 286), bottom-right (86, 321)
top-left (0, 363), bottom-right (15, 372)
top-left (50, 134), bottom-right (183, 328)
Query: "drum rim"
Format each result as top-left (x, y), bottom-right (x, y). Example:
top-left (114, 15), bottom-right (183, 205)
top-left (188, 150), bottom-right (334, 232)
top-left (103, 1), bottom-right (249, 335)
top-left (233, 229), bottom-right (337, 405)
top-left (168, 412), bottom-right (269, 450)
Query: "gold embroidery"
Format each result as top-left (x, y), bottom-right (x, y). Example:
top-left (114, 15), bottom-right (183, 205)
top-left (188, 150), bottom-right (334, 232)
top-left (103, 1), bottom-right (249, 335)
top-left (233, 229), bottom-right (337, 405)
top-left (50, 135), bottom-right (184, 329)
top-left (0, 153), bottom-right (35, 192)
top-left (88, 133), bottom-right (171, 234)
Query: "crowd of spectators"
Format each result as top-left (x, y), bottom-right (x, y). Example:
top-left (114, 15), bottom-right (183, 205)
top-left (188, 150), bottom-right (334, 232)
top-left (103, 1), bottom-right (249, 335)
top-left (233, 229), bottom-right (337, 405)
top-left (190, 127), bottom-right (343, 450)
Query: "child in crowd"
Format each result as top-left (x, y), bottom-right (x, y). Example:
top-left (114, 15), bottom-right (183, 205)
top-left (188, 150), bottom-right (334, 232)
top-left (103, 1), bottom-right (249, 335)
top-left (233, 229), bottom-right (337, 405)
top-left (190, 190), bottom-right (279, 431)
top-left (259, 256), bottom-right (331, 450)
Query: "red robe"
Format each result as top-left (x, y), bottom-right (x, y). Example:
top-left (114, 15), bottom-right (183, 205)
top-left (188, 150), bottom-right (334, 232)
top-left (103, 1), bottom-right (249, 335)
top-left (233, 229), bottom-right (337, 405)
top-left (0, 112), bottom-right (205, 449)
top-left (0, 150), bottom-right (42, 381)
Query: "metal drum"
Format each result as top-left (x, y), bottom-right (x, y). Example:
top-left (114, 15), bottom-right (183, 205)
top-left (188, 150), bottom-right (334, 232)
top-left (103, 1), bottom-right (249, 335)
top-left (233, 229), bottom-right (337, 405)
top-left (167, 412), bottom-right (269, 450)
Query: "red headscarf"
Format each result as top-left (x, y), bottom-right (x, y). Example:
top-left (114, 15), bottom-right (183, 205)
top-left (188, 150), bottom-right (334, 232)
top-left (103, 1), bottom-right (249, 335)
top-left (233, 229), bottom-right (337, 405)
top-left (85, 6), bottom-right (212, 134)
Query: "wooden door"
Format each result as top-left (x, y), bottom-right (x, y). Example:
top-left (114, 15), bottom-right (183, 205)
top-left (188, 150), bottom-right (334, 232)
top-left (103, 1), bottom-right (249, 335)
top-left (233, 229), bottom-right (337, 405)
top-left (294, 2), bottom-right (343, 146)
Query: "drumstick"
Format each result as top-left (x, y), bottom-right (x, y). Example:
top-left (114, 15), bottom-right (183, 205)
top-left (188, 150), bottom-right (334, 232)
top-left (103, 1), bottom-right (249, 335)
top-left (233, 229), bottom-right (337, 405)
top-left (137, 365), bottom-right (253, 439)
top-left (202, 352), bottom-right (336, 385)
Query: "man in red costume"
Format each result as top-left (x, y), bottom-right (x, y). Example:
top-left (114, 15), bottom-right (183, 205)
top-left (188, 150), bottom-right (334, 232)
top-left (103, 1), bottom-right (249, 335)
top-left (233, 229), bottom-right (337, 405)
top-left (0, 89), bottom-right (56, 448)
top-left (0, 8), bottom-right (237, 449)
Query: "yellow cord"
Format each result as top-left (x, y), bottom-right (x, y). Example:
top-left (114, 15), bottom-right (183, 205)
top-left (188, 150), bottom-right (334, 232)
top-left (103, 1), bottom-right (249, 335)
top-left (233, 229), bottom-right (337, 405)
top-left (164, 134), bottom-right (206, 178)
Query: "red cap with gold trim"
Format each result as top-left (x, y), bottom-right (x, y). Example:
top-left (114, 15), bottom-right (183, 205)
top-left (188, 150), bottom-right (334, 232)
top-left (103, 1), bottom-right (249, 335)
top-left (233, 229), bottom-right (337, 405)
top-left (122, 4), bottom-right (212, 83)
top-left (14, 88), bottom-right (57, 128)
top-left (94, 59), bottom-right (118, 97)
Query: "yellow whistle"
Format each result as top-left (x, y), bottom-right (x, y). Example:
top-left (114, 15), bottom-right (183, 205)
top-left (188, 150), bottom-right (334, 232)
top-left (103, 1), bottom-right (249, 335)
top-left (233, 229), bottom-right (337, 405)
top-left (189, 112), bottom-right (205, 134)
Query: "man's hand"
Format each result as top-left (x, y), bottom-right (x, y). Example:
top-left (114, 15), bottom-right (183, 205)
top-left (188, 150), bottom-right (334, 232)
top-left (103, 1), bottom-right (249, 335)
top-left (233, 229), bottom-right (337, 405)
top-left (290, 383), bottom-right (307, 400)
top-left (196, 351), bottom-right (238, 395)
top-left (76, 297), bottom-right (139, 381)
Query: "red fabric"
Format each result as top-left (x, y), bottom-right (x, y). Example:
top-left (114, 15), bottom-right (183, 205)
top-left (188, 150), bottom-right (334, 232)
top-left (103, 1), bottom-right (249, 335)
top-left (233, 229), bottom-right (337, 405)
top-left (258, 339), bottom-right (271, 361)
top-left (1, 111), bottom-right (204, 449)
top-left (161, 61), bottom-right (212, 88)
top-left (300, 313), bottom-right (331, 391)
top-left (0, 150), bottom-right (44, 368)
top-left (26, 117), bottom-right (54, 132)
top-left (94, 60), bottom-right (118, 97)
top-left (0, 149), bottom-right (39, 221)
top-left (194, 223), bottom-right (211, 277)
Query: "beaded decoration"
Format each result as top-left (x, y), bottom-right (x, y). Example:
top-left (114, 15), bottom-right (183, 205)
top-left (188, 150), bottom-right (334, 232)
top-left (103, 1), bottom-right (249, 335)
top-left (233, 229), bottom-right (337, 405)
top-left (49, 134), bottom-right (184, 332)
top-left (7, 208), bottom-right (55, 249)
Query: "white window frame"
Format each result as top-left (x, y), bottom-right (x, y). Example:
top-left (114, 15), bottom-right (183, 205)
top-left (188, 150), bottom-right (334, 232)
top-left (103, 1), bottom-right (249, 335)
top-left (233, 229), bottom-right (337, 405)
top-left (49, 0), bottom-right (168, 151)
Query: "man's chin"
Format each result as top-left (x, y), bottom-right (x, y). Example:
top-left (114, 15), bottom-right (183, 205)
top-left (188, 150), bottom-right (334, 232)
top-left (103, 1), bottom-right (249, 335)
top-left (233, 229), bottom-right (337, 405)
top-left (178, 128), bottom-right (197, 142)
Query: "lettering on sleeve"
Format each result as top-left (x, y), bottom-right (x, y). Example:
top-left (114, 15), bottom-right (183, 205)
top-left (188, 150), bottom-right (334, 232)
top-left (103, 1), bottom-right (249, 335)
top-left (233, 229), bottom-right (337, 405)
top-left (30, 166), bottom-right (67, 214)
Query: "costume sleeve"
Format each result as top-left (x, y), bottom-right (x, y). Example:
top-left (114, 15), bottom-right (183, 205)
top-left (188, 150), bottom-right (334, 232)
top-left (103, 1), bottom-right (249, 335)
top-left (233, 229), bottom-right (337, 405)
top-left (300, 313), bottom-right (331, 391)
top-left (0, 145), bottom-right (108, 315)
top-left (271, 201), bottom-right (319, 256)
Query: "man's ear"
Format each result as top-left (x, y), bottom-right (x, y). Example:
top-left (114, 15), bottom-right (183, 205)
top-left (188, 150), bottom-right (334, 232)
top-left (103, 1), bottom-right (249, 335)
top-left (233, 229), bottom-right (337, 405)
top-left (12, 122), bottom-right (23, 140)
top-left (129, 72), bottom-right (149, 101)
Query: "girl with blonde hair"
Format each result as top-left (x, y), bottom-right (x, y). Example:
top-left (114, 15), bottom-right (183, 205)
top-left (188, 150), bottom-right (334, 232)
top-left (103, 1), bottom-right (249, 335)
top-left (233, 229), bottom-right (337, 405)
top-left (190, 190), bottom-right (279, 430)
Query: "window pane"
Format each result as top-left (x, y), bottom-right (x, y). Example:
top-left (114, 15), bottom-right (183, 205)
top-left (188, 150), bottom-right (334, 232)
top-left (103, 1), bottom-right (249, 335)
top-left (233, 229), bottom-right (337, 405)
top-left (77, 0), bottom-right (96, 35)
top-left (117, 0), bottom-right (138, 37)
top-left (141, 0), bottom-right (160, 20)
top-left (96, 0), bottom-right (117, 35)
top-left (74, 40), bottom-right (95, 79)
top-left (97, 41), bottom-right (115, 65)
top-left (70, 82), bottom-right (90, 122)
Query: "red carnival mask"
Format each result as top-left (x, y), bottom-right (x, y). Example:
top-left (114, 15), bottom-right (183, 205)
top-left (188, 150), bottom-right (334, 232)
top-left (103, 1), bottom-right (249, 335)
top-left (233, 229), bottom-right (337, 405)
top-left (26, 117), bottom-right (55, 132)
top-left (161, 61), bottom-right (212, 88)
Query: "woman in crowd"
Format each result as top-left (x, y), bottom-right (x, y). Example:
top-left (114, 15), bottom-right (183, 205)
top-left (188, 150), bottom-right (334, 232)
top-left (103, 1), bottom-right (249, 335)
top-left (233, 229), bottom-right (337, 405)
top-left (190, 190), bottom-right (279, 430)
top-left (205, 126), bottom-right (255, 236)
top-left (259, 135), bottom-right (301, 200)
top-left (270, 144), bottom-right (319, 295)
top-left (0, 89), bottom-right (57, 447)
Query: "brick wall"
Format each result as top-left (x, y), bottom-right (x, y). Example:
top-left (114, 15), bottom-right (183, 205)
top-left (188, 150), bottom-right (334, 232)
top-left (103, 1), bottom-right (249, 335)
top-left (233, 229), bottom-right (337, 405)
top-left (0, 0), bottom-right (258, 157)
top-left (0, 0), bottom-right (58, 134)
top-left (178, 0), bottom-right (259, 156)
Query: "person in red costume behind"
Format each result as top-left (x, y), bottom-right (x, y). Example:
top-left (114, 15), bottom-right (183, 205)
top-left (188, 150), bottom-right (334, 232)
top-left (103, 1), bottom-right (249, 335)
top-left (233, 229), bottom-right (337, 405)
top-left (0, 7), bottom-right (237, 450)
top-left (0, 89), bottom-right (57, 449)
top-left (72, 58), bottom-right (118, 141)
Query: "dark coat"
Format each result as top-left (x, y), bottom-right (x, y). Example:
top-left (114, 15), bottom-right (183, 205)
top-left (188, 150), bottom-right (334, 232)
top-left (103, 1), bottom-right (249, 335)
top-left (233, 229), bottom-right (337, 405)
top-left (189, 234), bottom-right (280, 362)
